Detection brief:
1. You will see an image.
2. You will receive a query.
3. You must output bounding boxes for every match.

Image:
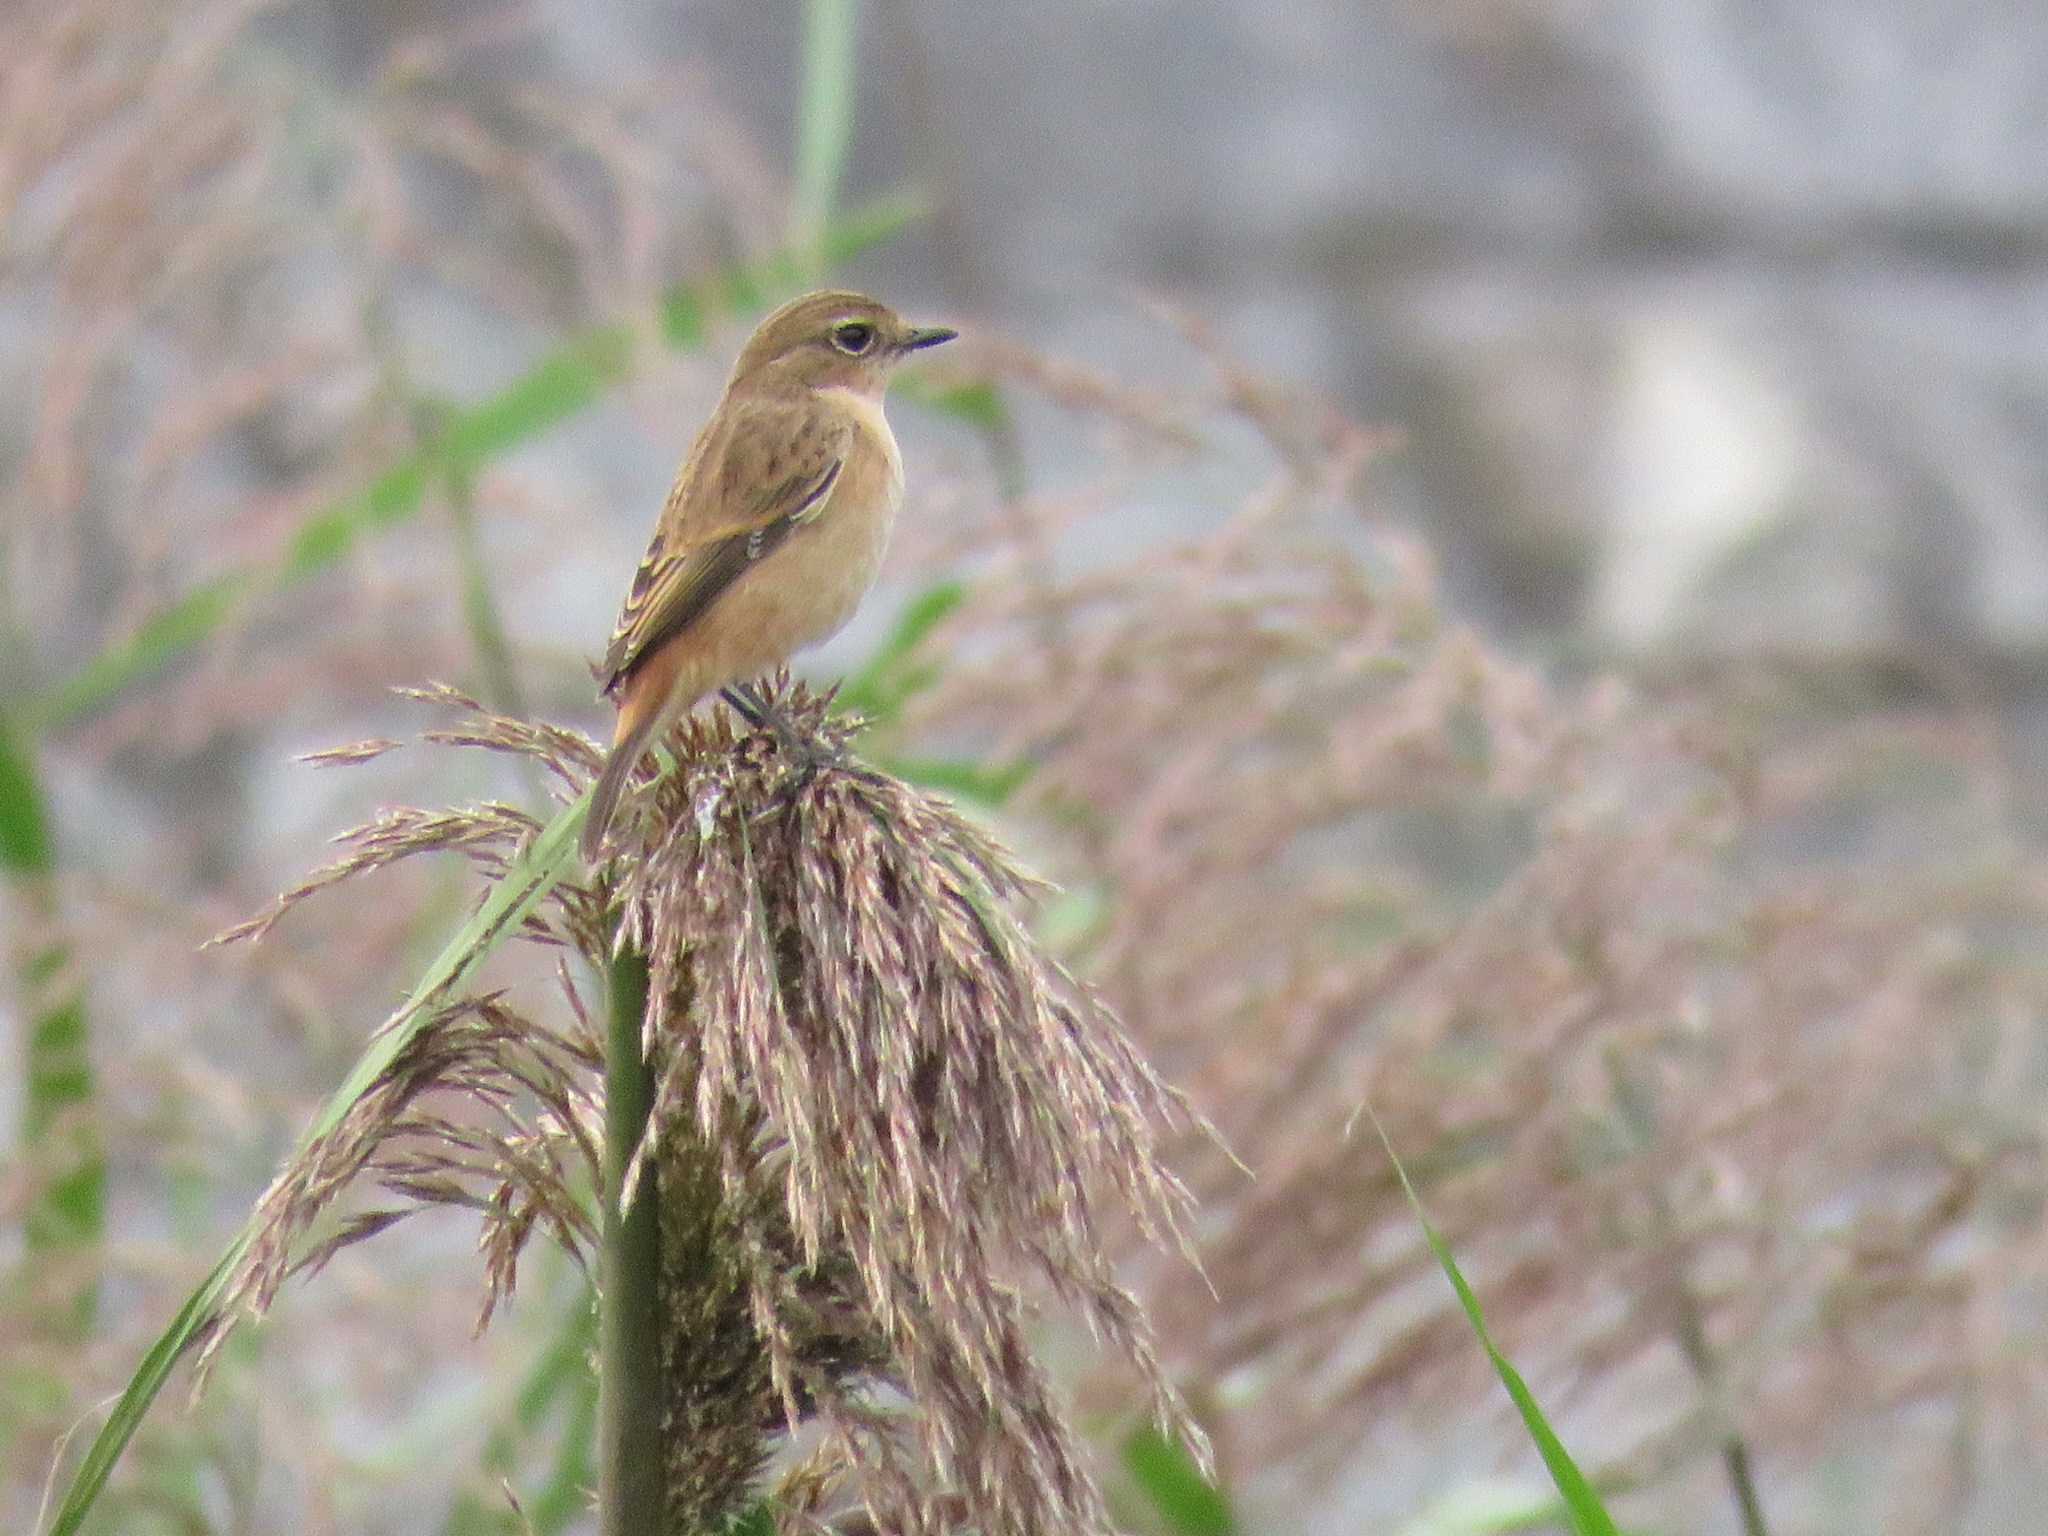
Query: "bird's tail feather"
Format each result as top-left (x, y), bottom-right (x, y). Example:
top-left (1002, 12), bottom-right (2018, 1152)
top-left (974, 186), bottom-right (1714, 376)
top-left (581, 715), bottom-right (659, 863)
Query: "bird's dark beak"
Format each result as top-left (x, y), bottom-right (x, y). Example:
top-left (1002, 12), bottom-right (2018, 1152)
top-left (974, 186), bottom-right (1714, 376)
top-left (901, 325), bottom-right (958, 352)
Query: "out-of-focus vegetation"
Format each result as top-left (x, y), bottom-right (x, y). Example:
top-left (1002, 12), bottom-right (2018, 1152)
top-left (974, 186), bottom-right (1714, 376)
top-left (6, 3), bottom-right (2046, 1534)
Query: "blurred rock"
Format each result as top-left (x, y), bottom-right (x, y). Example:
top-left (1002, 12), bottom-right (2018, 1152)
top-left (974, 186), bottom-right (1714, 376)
top-left (743, 0), bottom-right (2048, 669)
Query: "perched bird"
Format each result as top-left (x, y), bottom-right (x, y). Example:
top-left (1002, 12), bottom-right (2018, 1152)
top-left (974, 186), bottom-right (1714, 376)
top-left (581, 290), bottom-right (956, 860)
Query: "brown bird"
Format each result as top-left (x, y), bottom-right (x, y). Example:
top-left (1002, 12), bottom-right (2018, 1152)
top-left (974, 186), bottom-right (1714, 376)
top-left (581, 290), bottom-right (956, 860)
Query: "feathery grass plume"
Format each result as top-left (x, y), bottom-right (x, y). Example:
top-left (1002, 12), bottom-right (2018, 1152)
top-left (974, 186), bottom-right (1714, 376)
top-left (196, 989), bottom-right (601, 1372)
top-left (201, 680), bottom-right (1209, 1532)
top-left (912, 322), bottom-right (2048, 1524)
top-left (603, 676), bottom-right (1212, 1534)
top-left (196, 686), bottom-right (612, 1379)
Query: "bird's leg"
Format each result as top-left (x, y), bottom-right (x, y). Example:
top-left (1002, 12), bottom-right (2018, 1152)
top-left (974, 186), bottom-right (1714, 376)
top-left (720, 680), bottom-right (846, 790)
top-left (719, 683), bottom-right (774, 730)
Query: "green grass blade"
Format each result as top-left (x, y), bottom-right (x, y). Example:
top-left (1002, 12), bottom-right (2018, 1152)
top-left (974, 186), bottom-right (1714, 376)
top-left (790, 0), bottom-right (860, 271)
top-left (0, 720), bottom-right (53, 875)
top-left (897, 374), bottom-right (1029, 500)
top-left (27, 198), bottom-right (919, 733)
top-left (39, 1241), bottom-right (246, 1536)
top-left (874, 753), bottom-right (1030, 809)
top-left (26, 572), bottom-right (250, 735)
top-left (42, 791), bottom-right (590, 1536)
top-left (1123, 1424), bottom-right (1237, 1536)
top-left (902, 377), bottom-right (1010, 433)
top-left (836, 580), bottom-right (1034, 806)
top-left (1397, 1483), bottom-right (1601, 1536)
top-left (312, 792), bottom-right (589, 1144)
top-left (442, 444), bottom-right (532, 726)
top-left (517, 1312), bottom-right (600, 1536)
top-left (20, 948), bottom-right (98, 1258)
top-left (444, 1285), bottom-right (598, 1536)
top-left (2, 722), bottom-right (104, 1336)
top-left (835, 578), bottom-right (967, 723)
top-left (1364, 1107), bottom-right (1621, 1536)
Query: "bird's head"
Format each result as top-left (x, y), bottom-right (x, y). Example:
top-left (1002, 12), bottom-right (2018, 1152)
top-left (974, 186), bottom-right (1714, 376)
top-left (729, 289), bottom-right (957, 396)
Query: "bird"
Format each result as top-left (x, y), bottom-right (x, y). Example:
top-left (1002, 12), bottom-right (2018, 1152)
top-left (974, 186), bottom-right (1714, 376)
top-left (581, 289), bottom-right (956, 861)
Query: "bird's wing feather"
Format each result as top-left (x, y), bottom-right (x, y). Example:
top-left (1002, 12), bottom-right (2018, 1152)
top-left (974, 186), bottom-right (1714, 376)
top-left (598, 397), bottom-right (850, 693)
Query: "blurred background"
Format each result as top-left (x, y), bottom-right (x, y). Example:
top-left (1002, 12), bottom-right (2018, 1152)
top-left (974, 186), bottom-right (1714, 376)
top-left (6, 1), bottom-right (2048, 1532)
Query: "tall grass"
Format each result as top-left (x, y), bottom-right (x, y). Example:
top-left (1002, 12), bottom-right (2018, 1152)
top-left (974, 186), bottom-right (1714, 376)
top-left (791, 0), bottom-right (861, 275)
top-left (45, 677), bottom-right (1219, 1533)
top-left (39, 787), bottom-right (591, 1536)
top-left (16, 6), bottom-right (2046, 1533)
top-left (0, 724), bottom-right (102, 1343)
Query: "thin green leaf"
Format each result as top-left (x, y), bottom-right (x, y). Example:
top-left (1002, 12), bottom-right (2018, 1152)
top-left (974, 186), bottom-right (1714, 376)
top-left (2, 723), bottom-right (103, 1333)
top-left (1124, 1424), bottom-right (1237, 1536)
top-left (520, 1330), bottom-right (600, 1536)
top-left (315, 794), bottom-right (589, 1144)
top-left (439, 327), bottom-right (635, 480)
top-left (897, 374), bottom-right (1029, 499)
top-left (42, 792), bottom-right (590, 1536)
top-left (445, 1287), bottom-right (598, 1536)
top-left (1396, 1482), bottom-right (1590, 1536)
top-left (27, 197), bottom-right (919, 733)
top-left (840, 581), bottom-right (1036, 805)
top-left (21, 950), bottom-right (98, 1253)
top-left (877, 753), bottom-right (1031, 809)
top-left (26, 574), bottom-right (250, 733)
top-left (835, 579), bottom-right (968, 722)
top-left (1363, 1106), bottom-right (1622, 1536)
top-left (0, 721), bottom-right (54, 872)
top-left (904, 377), bottom-right (1012, 433)
top-left (789, 0), bottom-right (859, 270)
top-left (39, 1242), bottom-right (246, 1536)
top-left (446, 459), bottom-right (531, 725)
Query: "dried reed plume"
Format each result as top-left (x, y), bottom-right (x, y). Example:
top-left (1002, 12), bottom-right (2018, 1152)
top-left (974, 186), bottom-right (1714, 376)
top-left (912, 324), bottom-right (2048, 1529)
top-left (208, 679), bottom-right (1210, 1534)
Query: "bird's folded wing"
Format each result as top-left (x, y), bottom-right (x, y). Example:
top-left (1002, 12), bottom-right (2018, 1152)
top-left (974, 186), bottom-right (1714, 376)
top-left (598, 398), bottom-right (850, 693)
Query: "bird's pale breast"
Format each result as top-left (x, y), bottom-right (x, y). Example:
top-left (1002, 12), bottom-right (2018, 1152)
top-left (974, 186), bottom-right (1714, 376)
top-left (788, 386), bottom-right (902, 643)
top-left (654, 391), bottom-right (901, 706)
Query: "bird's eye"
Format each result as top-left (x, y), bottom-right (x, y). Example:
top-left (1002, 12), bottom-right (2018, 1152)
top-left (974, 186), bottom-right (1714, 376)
top-left (831, 321), bottom-right (875, 355)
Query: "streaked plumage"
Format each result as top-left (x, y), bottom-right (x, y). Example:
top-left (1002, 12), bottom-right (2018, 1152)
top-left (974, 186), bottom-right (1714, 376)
top-left (582, 290), bottom-right (954, 860)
